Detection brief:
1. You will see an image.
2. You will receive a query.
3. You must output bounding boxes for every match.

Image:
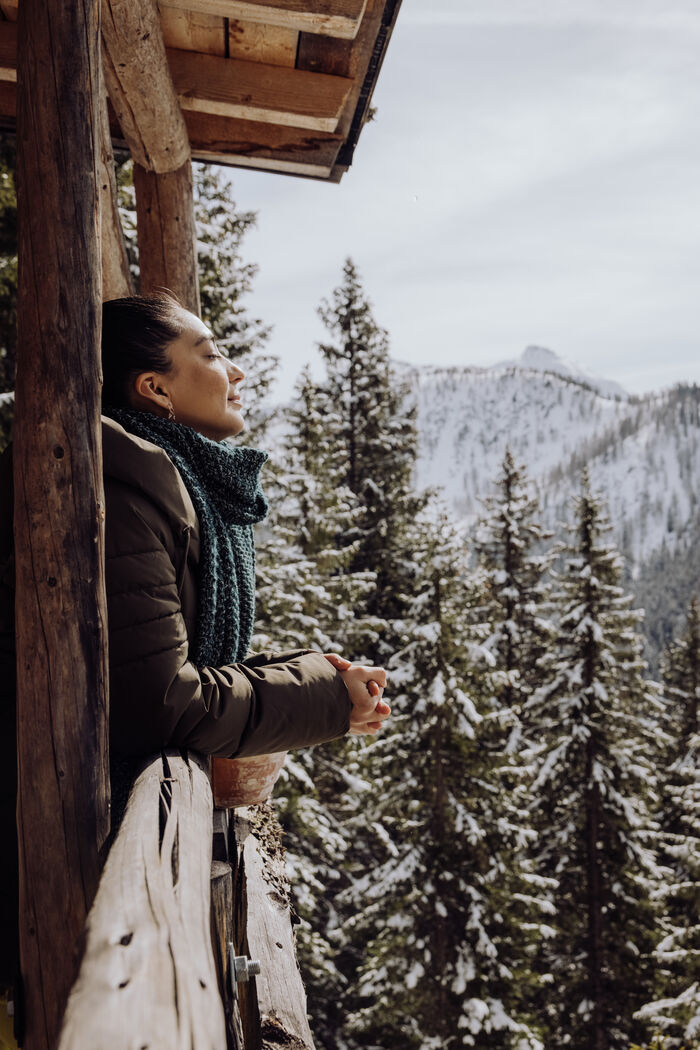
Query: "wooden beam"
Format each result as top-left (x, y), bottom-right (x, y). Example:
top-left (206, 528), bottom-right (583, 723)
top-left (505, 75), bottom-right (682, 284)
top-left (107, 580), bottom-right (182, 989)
top-left (159, 0), bottom-right (368, 40)
top-left (133, 158), bottom-right (201, 315)
top-left (58, 753), bottom-right (226, 1050)
top-left (0, 19), bottom-right (353, 134)
top-left (14, 1), bottom-right (109, 1048)
top-left (0, 79), bottom-right (342, 179)
top-left (183, 110), bottom-right (342, 176)
top-left (99, 90), bottom-right (133, 300)
top-left (169, 48), bottom-right (352, 132)
top-left (102, 0), bottom-right (190, 173)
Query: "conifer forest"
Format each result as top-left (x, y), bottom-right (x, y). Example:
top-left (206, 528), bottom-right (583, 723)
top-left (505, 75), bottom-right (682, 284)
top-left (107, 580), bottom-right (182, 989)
top-left (0, 154), bottom-right (698, 1050)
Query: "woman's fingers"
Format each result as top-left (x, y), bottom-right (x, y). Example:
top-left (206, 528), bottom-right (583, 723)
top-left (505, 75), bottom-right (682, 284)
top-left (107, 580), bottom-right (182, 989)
top-left (324, 652), bottom-right (352, 671)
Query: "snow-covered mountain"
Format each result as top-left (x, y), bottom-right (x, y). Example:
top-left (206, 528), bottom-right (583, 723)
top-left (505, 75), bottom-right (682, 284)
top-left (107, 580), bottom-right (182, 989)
top-left (408, 349), bottom-right (700, 662)
top-left (493, 344), bottom-right (627, 399)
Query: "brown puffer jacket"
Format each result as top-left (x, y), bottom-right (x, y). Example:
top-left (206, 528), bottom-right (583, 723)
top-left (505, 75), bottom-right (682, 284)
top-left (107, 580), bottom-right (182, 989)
top-left (100, 415), bottom-right (351, 756)
top-left (0, 416), bottom-right (351, 987)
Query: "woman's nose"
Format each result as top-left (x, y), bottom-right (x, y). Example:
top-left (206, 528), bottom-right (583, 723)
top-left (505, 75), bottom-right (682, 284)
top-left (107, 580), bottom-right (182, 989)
top-left (228, 362), bottom-right (245, 380)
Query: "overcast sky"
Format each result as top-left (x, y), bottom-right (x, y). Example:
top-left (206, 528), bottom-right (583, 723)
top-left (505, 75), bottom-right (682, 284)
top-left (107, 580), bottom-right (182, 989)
top-left (227, 0), bottom-right (700, 396)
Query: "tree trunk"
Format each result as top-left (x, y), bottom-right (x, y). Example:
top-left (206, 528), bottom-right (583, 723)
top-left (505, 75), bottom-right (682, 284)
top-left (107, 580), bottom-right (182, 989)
top-left (14, 2), bottom-right (108, 1048)
top-left (585, 746), bottom-right (606, 1050)
top-left (133, 158), bottom-right (201, 316)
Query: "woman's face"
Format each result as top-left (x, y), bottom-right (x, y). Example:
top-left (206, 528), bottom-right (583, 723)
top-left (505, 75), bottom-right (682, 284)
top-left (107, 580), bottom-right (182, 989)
top-left (133, 310), bottom-right (246, 441)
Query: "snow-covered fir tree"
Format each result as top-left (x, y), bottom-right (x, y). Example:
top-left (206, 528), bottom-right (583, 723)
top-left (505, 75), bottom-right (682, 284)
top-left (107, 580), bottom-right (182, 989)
top-left (342, 508), bottom-right (544, 1050)
top-left (636, 598), bottom-right (700, 1048)
top-left (253, 365), bottom-right (383, 1047)
top-left (316, 257), bottom-right (426, 634)
top-left (473, 447), bottom-right (554, 750)
top-left (522, 475), bottom-right (663, 1050)
top-left (472, 450), bottom-right (556, 1031)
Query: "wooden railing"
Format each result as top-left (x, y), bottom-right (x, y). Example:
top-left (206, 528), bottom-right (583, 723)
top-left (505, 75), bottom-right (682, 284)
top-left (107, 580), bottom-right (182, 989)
top-left (56, 751), bottom-right (315, 1050)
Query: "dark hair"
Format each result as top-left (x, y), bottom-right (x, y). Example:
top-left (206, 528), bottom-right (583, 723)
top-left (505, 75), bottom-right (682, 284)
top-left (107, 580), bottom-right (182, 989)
top-left (101, 292), bottom-right (186, 408)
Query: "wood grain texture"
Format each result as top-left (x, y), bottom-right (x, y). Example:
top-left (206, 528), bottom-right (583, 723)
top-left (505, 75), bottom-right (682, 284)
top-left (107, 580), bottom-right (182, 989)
top-left (184, 109), bottom-right (342, 175)
top-left (59, 753), bottom-right (226, 1050)
top-left (233, 808), bottom-right (316, 1050)
top-left (298, 0), bottom-right (384, 137)
top-left (14, 2), bottom-right (109, 1048)
top-left (157, 0), bottom-right (367, 39)
top-left (0, 19), bottom-right (15, 79)
top-left (211, 855), bottom-right (247, 1050)
top-left (133, 158), bottom-right (201, 315)
top-left (169, 47), bottom-right (352, 131)
top-left (228, 18), bottom-right (298, 67)
top-left (160, 5), bottom-right (227, 56)
top-left (99, 90), bottom-right (133, 299)
top-left (102, 0), bottom-right (190, 172)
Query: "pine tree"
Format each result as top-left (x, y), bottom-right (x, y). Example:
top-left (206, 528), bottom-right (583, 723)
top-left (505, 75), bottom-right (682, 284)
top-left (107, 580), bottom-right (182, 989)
top-left (522, 475), bottom-right (663, 1050)
top-left (316, 257), bottom-right (426, 634)
top-left (472, 450), bottom-right (556, 1035)
top-left (474, 448), bottom-right (554, 751)
top-left (342, 509), bottom-right (544, 1050)
top-left (636, 598), bottom-right (700, 1047)
top-left (253, 366), bottom-right (382, 1048)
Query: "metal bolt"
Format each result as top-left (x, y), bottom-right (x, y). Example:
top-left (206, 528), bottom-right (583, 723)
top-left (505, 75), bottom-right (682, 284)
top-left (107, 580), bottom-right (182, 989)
top-left (229, 948), bottom-right (261, 983)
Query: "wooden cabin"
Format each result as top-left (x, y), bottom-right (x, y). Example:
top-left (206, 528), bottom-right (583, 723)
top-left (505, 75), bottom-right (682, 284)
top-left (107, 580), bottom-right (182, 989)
top-left (0, 3), bottom-right (402, 1048)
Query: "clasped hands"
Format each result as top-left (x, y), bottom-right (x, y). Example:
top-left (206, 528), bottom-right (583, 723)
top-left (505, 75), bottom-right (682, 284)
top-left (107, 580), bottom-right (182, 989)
top-left (323, 653), bottom-right (390, 736)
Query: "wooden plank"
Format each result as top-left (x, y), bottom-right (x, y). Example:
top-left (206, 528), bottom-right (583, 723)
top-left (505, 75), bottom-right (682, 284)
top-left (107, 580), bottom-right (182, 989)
top-left (169, 47), bottom-right (352, 131)
top-left (99, 90), bottom-right (133, 300)
top-left (228, 18), bottom-right (298, 67)
top-left (160, 5), bottom-right (227, 56)
top-left (211, 857), bottom-right (247, 1050)
top-left (158, 0), bottom-right (367, 39)
top-left (184, 109), bottom-right (342, 176)
top-left (14, 2), bottom-right (108, 1048)
top-left (133, 158), bottom-right (201, 315)
top-left (59, 753), bottom-right (226, 1050)
top-left (102, 0), bottom-right (191, 173)
top-left (232, 807), bottom-right (316, 1050)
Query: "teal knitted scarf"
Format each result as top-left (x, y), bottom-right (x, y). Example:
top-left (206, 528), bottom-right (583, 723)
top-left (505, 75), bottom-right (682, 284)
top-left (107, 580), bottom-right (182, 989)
top-left (105, 408), bottom-right (269, 667)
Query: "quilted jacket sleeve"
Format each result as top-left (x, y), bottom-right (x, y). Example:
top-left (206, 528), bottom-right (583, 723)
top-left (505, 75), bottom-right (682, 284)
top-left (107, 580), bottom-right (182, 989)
top-left (106, 485), bottom-right (351, 759)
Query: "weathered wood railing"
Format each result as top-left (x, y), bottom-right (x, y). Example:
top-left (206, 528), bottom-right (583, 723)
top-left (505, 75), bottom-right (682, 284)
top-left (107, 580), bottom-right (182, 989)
top-left (56, 750), bottom-right (316, 1050)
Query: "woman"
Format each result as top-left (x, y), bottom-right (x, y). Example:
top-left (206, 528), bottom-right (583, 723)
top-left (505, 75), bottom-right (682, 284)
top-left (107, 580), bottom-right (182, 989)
top-left (0, 291), bottom-right (389, 998)
top-left (100, 292), bottom-right (389, 759)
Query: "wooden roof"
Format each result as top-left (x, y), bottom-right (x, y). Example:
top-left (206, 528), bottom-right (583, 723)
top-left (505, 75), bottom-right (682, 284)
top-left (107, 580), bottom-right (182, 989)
top-left (0, 0), bottom-right (402, 181)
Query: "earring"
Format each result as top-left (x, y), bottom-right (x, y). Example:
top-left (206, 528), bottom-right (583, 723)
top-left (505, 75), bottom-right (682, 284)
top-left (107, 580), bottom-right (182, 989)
top-left (167, 403), bottom-right (176, 422)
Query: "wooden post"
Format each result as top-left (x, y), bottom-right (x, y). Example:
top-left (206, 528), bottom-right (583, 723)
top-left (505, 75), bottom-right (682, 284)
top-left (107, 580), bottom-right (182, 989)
top-left (14, 2), bottom-right (109, 1048)
top-left (133, 158), bottom-right (201, 315)
top-left (99, 91), bottom-right (132, 300)
top-left (101, 0), bottom-right (200, 314)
